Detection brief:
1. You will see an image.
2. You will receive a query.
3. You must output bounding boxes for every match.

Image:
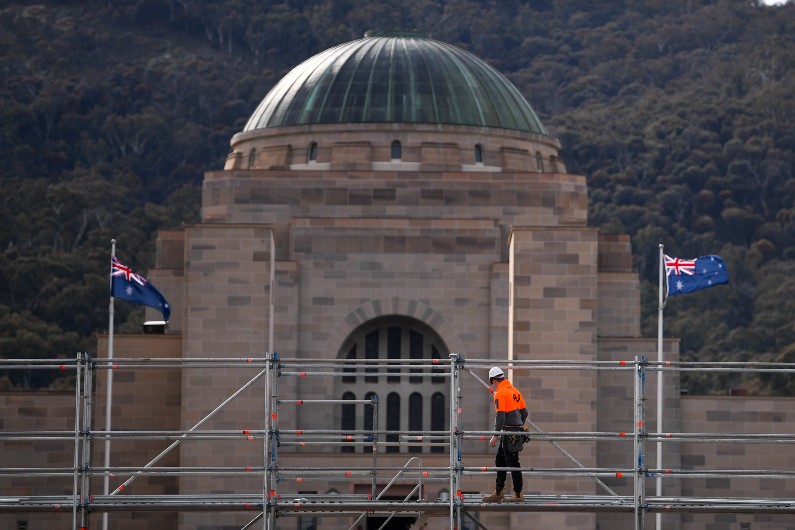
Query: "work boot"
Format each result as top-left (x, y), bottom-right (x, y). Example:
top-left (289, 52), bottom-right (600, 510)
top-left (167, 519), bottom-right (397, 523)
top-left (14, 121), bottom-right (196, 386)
top-left (501, 490), bottom-right (523, 502)
top-left (481, 488), bottom-right (504, 502)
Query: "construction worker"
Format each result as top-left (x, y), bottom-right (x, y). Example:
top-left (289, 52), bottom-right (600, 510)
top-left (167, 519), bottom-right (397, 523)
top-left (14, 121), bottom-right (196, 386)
top-left (481, 366), bottom-right (528, 502)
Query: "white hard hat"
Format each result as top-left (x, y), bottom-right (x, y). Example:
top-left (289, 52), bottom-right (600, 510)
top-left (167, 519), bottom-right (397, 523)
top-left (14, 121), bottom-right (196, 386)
top-left (488, 366), bottom-right (504, 379)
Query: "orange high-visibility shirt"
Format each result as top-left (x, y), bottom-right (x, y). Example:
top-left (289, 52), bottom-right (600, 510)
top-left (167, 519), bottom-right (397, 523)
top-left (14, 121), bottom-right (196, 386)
top-left (493, 379), bottom-right (527, 429)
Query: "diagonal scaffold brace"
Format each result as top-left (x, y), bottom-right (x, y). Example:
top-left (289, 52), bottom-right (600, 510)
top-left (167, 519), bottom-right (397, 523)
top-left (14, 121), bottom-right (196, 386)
top-left (463, 365), bottom-right (623, 500)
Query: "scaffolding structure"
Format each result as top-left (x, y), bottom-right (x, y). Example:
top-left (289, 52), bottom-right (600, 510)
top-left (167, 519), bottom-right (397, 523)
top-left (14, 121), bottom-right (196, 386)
top-left (2, 353), bottom-right (795, 530)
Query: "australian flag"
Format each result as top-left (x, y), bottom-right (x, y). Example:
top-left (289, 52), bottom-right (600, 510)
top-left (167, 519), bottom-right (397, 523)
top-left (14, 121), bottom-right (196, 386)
top-left (111, 256), bottom-right (171, 321)
top-left (665, 254), bottom-right (729, 297)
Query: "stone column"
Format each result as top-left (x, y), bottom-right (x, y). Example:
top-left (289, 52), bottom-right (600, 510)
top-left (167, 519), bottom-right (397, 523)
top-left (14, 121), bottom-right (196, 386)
top-left (509, 226), bottom-right (598, 530)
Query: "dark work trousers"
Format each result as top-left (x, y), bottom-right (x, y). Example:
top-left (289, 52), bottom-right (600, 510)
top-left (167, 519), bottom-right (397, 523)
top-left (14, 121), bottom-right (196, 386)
top-left (495, 437), bottom-right (522, 493)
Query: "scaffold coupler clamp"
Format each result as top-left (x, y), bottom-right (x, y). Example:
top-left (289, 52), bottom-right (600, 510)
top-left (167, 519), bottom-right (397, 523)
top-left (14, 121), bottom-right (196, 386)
top-left (270, 429), bottom-right (281, 447)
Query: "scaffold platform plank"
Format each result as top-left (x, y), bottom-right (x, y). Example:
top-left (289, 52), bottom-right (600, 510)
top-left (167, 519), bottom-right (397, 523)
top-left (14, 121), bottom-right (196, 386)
top-left (3, 494), bottom-right (794, 515)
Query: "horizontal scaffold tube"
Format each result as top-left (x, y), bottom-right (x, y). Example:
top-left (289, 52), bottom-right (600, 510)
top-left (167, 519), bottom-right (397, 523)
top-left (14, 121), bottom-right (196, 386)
top-left (279, 370), bottom-right (450, 377)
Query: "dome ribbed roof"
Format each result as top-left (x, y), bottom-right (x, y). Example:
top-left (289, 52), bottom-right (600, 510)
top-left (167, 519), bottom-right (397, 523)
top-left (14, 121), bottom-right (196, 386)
top-left (244, 31), bottom-right (548, 134)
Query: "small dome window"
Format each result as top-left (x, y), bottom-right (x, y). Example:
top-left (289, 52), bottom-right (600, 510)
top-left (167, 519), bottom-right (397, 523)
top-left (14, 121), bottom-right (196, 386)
top-left (536, 151), bottom-right (544, 172)
top-left (307, 142), bottom-right (318, 163)
top-left (391, 140), bottom-right (402, 160)
top-left (247, 148), bottom-right (256, 169)
top-left (474, 144), bottom-right (484, 164)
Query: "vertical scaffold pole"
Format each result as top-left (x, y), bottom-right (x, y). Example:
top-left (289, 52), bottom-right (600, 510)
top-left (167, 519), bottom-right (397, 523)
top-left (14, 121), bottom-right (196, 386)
top-left (80, 352), bottom-right (94, 530)
top-left (634, 356), bottom-right (647, 530)
top-left (262, 352), bottom-right (270, 530)
top-left (456, 356), bottom-right (463, 530)
top-left (72, 351), bottom-right (82, 530)
top-left (449, 353), bottom-right (462, 530)
top-left (371, 393), bottom-right (379, 503)
top-left (266, 352), bottom-right (279, 530)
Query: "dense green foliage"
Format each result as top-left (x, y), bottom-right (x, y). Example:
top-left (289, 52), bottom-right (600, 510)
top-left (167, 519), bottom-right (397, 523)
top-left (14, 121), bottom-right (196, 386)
top-left (1, 0), bottom-right (793, 393)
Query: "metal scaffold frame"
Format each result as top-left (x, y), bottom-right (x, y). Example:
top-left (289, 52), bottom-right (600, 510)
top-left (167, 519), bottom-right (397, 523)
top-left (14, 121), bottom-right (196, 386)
top-left (3, 354), bottom-right (795, 530)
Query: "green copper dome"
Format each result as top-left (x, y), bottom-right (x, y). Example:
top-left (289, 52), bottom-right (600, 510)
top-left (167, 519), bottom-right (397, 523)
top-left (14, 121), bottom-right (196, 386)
top-left (244, 31), bottom-right (548, 134)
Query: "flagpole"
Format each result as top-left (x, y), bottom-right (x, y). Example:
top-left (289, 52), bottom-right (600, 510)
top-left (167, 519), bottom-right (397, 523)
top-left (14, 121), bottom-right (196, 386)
top-left (103, 239), bottom-right (116, 530)
top-left (656, 244), bottom-right (664, 530)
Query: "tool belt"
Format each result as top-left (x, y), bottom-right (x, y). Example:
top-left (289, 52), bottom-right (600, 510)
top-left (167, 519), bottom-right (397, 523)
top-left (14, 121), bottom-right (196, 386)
top-left (503, 425), bottom-right (526, 453)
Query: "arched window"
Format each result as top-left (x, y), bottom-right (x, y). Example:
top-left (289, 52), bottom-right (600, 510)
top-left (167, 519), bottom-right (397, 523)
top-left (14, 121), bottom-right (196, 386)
top-left (307, 142), bottom-right (318, 163)
top-left (431, 345), bottom-right (444, 384)
top-left (391, 140), bottom-right (402, 160)
top-left (387, 326), bottom-right (400, 383)
top-left (409, 330), bottom-right (423, 383)
top-left (431, 392), bottom-right (446, 453)
top-left (337, 316), bottom-right (449, 454)
top-left (474, 144), bottom-right (484, 164)
top-left (343, 345), bottom-right (356, 383)
top-left (247, 148), bottom-right (256, 169)
top-left (341, 392), bottom-right (356, 453)
top-left (536, 151), bottom-right (544, 172)
top-left (386, 392), bottom-right (400, 453)
top-left (365, 329), bottom-right (378, 382)
top-left (409, 393), bottom-right (423, 453)
top-left (363, 391), bottom-right (377, 454)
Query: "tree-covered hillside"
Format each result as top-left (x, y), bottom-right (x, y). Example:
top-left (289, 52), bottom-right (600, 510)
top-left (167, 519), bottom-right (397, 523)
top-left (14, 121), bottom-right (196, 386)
top-left (1, 0), bottom-right (793, 393)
